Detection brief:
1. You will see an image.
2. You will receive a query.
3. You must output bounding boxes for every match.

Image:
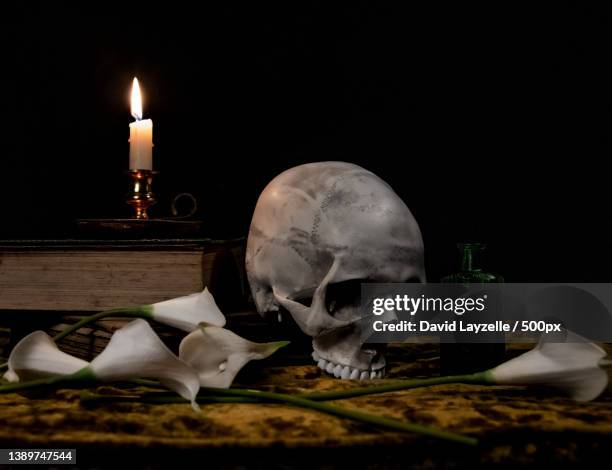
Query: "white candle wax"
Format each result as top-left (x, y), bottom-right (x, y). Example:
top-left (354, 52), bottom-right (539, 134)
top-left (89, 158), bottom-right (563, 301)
top-left (128, 77), bottom-right (153, 170)
top-left (129, 119), bottom-right (153, 170)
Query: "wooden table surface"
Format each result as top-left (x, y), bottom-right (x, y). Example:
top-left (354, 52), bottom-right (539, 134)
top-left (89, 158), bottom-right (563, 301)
top-left (1, 343), bottom-right (610, 469)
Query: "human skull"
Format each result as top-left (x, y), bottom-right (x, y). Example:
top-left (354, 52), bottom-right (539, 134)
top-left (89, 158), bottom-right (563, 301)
top-left (246, 161), bottom-right (425, 380)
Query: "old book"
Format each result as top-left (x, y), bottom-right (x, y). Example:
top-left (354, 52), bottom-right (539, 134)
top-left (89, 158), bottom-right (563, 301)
top-left (0, 238), bottom-right (247, 313)
top-left (47, 319), bottom-right (127, 360)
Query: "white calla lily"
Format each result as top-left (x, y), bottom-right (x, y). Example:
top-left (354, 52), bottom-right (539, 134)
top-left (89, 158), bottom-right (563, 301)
top-left (179, 325), bottom-right (289, 388)
top-left (4, 331), bottom-right (89, 383)
top-left (89, 319), bottom-right (201, 409)
top-left (50, 288), bottom-right (226, 345)
top-left (150, 287), bottom-right (226, 331)
top-left (488, 332), bottom-right (608, 401)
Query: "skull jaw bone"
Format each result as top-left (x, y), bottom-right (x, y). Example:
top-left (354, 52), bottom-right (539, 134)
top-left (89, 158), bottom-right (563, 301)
top-left (312, 325), bottom-right (386, 380)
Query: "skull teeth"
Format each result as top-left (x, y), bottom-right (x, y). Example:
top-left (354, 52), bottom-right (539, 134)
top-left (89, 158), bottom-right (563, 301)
top-left (314, 355), bottom-right (385, 380)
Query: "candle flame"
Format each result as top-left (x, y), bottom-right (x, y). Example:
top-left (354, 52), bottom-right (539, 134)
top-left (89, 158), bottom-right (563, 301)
top-left (131, 77), bottom-right (143, 120)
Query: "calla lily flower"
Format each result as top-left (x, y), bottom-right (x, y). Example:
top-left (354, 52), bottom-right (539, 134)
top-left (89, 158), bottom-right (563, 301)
top-left (89, 319), bottom-right (201, 409)
top-left (1, 321), bottom-right (200, 410)
top-left (4, 330), bottom-right (89, 383)
top-left (50, 288), bottom-right (226, 345)
top-left (149, 287), bottom-right (226, 331)
top-left (179, 325), bottom-right (289, 388)
top-left (488, 331), bottom-right (608, 401)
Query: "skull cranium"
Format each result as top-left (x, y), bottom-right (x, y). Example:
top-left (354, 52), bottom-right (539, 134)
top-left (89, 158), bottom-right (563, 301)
top-left (246, 161), bottom-right (425, 379)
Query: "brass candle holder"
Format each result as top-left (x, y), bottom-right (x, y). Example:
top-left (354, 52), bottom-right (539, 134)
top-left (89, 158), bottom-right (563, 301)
top-left (126, 169), bottom-right (158, 219)
top-left (76, 169), bottom-right (203, 235)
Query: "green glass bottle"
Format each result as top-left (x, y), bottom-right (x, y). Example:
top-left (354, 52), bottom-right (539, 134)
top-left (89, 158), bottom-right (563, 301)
top-left (440, 243), bottom-right (506, 375)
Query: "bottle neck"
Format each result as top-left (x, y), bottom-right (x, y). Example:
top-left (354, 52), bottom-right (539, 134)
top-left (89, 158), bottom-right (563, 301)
top-left (461, 248), bottom-right (481, 272)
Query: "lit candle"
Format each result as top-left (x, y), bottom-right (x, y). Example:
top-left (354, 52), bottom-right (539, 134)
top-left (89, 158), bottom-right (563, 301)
top-left (129, 78), bottom-right (153, 170)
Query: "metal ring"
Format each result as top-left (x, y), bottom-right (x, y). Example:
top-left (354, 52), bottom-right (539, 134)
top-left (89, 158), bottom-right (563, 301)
top-left (171, 193), bottom-right (198, 218)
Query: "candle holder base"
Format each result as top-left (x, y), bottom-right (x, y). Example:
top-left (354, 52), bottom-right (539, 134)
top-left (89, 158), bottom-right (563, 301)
top-left (126, 170), bottom-right (158, 219)
top-left (75, 218), bottom-right (203, 238)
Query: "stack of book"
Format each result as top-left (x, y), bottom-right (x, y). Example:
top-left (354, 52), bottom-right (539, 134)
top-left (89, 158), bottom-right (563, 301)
top-left (0, 238), bottom-right (247, 313)
top-left (0, 238), bottom-right (249, 359)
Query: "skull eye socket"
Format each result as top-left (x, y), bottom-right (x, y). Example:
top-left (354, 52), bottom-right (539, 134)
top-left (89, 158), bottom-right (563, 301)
top-left (288, 276), bottom-right (422, 315)
top-left (288, 296), bottom-right (313, 309)
top-left (288, 279), bottom-right (364, 316)
top-left (324, 279), bottom-right (366, 316)
top-left (327, 276), bottom-right (421, 315)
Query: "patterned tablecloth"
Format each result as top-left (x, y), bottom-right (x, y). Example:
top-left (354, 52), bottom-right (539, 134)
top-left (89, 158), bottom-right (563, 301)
top-left (1, 344), bottom-right (610, 468)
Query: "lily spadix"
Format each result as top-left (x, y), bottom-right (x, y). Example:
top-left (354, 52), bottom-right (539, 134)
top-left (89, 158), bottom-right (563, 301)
top-left (4, 331), bottom-right (89, 383)
top-left (487, 331), bottom-right (608, 401)
top-left (179, 325), bottom-right (289, 388)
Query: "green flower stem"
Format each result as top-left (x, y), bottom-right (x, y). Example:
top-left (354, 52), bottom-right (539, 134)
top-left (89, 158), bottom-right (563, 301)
top-left (128, 378), bottom-right (164, 387)
top-left (0, 367), bottom-right (96, 393)
top-left (52, 307), bottom-right (153, 342)
top-left (79, 388), bottom-right (476, 445)
top-left (98, 371), bottom-right (495, 403)
top-left (299, 371), bottom-right (495, 401)
top-left (80, 391), bottom-right (260, 405)
top-left (199, 387), bottom-right (477, 445)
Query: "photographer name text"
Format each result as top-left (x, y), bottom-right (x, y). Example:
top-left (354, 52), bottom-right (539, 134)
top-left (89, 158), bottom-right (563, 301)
top-left (372, 319), bottom-right (563, 334)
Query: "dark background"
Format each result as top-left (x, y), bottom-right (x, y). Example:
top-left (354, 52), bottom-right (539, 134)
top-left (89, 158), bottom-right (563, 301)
top-left (0, 1), bottom-right (610, 282)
